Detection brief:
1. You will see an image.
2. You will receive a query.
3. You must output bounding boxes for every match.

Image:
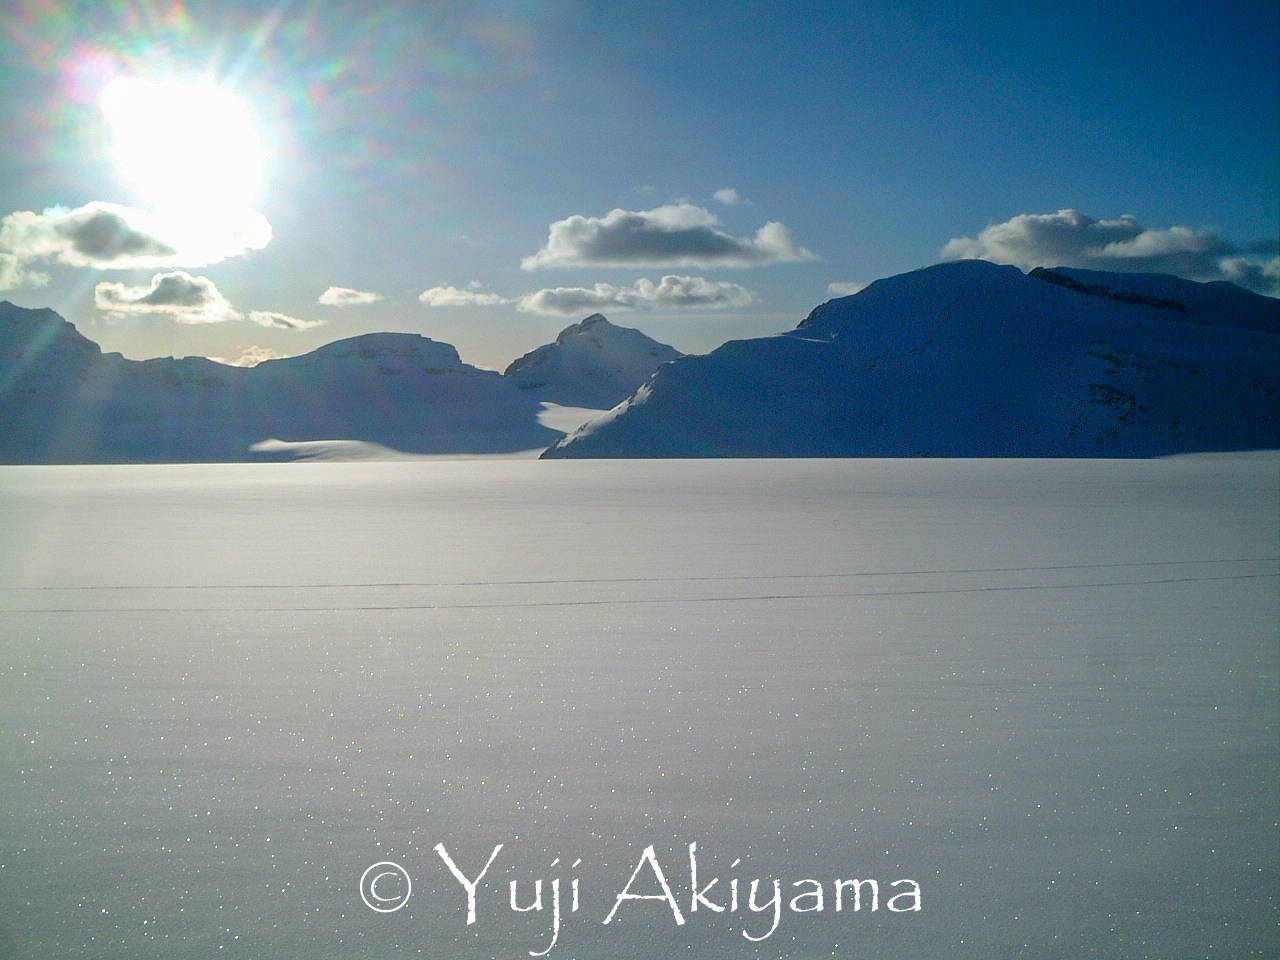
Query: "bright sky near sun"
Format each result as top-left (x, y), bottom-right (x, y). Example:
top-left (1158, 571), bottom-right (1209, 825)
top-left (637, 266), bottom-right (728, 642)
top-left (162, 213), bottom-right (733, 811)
top-left (1, 0), bottom-right (1277, 370)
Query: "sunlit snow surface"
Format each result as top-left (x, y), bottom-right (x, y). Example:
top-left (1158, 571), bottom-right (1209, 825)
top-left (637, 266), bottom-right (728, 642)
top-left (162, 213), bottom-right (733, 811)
top-left (1, 457), bottom-right (1276, 959)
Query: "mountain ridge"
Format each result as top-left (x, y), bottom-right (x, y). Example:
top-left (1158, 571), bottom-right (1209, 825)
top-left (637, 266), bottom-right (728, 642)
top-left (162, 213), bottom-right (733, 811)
top-left (5, 261), bottom-right (1276, 462)
top-left (544, 260), bottom-right (1278, 459)
top-left (0, 307), bottom-right (675, 462)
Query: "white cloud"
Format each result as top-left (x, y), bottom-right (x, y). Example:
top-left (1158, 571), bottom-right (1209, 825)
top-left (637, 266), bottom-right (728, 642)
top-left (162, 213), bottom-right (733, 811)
top-left (248, 310), bottom-right (324, 330)
top-left (3, 203), bottom-right (175, 269)
top-left (943, 209), bottom-right (1280, 295)
top-left (713, 188), bottom-right (743, 206)
top-left (521, 203), bottom-right (816, 270)
top-left (1220, 256), bottom-right (1280, 293)
top-left (95, 272), bottom-right (321, 328)
top-left (211, 345), bottom-right (291, 367)
top-left (0, 201), bottom-right (270, 271)
top-left (318, 286), bottom-right (382, 306)
top-left (519, 275), bottom-right (758, 315)
top-left (827, 281), bottom-right (866, 296)
top-left (95, 271), bottom-right (242, 324)
top-left (418, 283), bottom-right (512, 307)
top-left (0, 253), bottom-right (19, 289)
top-left (0, 251), bottom-right (49, 290)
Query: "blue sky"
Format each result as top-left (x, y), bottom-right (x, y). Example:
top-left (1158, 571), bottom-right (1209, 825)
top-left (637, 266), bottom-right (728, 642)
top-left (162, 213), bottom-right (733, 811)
top-left (1, 0), bottom-right (1276, 370)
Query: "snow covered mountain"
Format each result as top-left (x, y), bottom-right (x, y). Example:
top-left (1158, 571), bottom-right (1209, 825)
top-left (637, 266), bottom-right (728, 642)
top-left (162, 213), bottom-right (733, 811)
top-left (544, 260), bottom-right (1279, 458)
top-left (503, 314), bottom-right (683, 408)
top-left (0, 306), bottom-right (673, 462)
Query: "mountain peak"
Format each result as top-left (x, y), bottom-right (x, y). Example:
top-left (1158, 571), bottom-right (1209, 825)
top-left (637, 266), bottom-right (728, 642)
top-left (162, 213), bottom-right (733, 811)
top-left (546, 261), bottom-right (1279, 459)
top-left (0, 299), bottom-right (102, 363)
top-left (505, 315), bottom-right (683, 408)
top-left (289, 332), bottom-right (467, 372)
top-left (0, 300), bottom-right (684, 462)
top-left (555, 313), bottom-right (611, 342)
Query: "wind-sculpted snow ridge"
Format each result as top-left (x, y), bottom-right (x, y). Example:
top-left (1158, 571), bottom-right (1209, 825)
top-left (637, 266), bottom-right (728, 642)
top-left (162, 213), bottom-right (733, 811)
top-left (544, 260), bottom-right (1279, 459)
top-left (504, 314), bottom-right (683, 409)
top-left (0, 305), bottom-right (677, 463)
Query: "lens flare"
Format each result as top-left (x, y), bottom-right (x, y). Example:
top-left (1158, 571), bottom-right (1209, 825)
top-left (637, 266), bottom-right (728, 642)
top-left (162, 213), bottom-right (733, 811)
top-left (101, 75), bottom-right (266, 213)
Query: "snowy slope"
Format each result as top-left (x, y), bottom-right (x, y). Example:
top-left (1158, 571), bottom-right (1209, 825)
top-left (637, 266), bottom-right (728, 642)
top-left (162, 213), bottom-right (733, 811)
top-left (545, 260), bottom-right (1280, 458)
top-left (503, 314), bottom-right (683, 408)
top-left (0, 309), bottom-right (557, 461)
top-left (1, 457), bottom-right (1276, 959)
top-left (0, 305), bottom-right (676, 462)
top-left (244, 333), bottom-right (560, 456)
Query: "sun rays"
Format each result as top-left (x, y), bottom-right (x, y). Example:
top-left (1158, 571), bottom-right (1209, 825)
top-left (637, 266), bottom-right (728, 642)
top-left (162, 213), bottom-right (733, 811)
top-left (101, 76), bottom-right (267, 214)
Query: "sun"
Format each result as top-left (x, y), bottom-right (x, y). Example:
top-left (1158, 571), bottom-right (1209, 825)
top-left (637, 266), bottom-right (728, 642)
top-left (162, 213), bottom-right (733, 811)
top-left (101, 76), bottom-right (267, 215)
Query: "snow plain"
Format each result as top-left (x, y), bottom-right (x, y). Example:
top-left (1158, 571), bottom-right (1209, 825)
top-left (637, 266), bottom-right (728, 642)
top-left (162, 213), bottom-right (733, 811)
top-left (1, 456), bottom-right (1276, 959)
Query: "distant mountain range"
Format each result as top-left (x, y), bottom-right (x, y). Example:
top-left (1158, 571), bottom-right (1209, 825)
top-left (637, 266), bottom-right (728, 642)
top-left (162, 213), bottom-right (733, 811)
top-left (0, 307), bottom-right (679, 462)
top-left (545, 261), bottom-right (1278, 458)
top-left (3, 261), bottom-right (1276, 462)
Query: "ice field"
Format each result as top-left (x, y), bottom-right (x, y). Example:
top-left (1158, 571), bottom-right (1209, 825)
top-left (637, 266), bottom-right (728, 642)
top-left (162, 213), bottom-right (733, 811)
top-left (1, 456), bottom-right (1276, 959)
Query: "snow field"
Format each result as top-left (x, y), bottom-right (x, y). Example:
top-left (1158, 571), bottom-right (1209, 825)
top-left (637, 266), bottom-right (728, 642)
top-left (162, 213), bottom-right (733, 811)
top-left (1, 456), bottom-right (1276, 958)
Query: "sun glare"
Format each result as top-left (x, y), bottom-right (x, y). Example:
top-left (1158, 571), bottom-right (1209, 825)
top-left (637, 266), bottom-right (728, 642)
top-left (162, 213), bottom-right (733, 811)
top-left (101, 77), bottom-right (267, 214)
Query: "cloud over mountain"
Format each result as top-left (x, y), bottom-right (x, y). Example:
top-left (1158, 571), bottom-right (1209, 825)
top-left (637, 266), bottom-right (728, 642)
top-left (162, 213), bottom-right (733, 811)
top-left (943, 210), bottom-right (1280, 295)
top-left (418, 283), bottom-right (512, 307)
top-left (0, 201), bottom-right (270, 272)
top-left (248, 310), bottom-right (324, 330)
top-left (519, 275), bottom-right (757, 315)
top-left (2, 202), bottom-right (176, 269)
top-left (95, 271), bottom-right (241, 323)
top-left (318, 286), bottom-right (382, 306)
top-left (94, 273), bottom-right (323, 330)
top-left (0, 251), bottom-right (48, 290)
top-left (214, 345), bottom-right (291, 367)
top-left (521, 203), bottom-right (815, 269)
top-left (827, 281), bottom-right (866, 296)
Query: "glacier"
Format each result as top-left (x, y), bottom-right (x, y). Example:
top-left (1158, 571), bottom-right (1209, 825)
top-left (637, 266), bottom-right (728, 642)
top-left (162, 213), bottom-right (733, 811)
top-left (1, 455), bottom-right (1276, 958)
